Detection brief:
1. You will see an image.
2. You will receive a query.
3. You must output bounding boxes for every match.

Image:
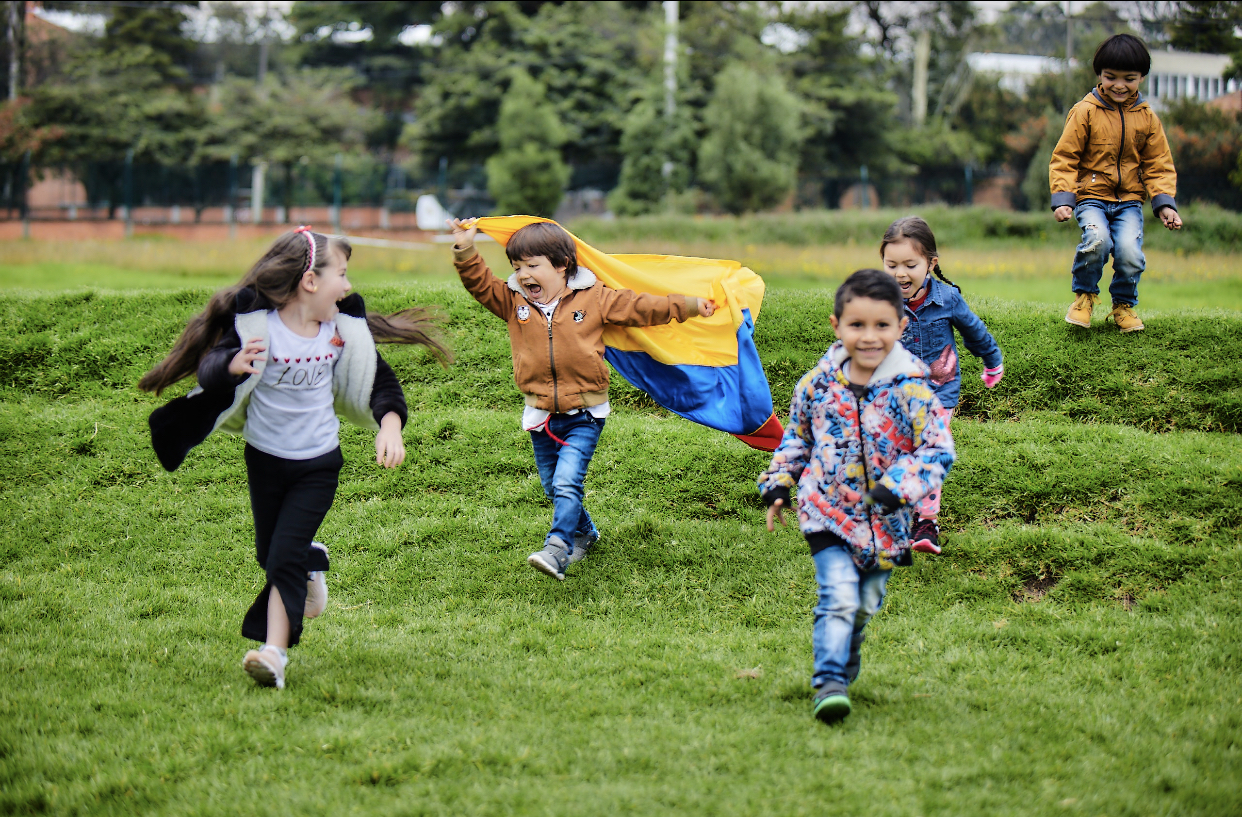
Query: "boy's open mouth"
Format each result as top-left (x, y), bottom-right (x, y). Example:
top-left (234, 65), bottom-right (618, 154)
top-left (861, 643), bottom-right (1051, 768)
top-left (526, 283), bottom-right (542, 299)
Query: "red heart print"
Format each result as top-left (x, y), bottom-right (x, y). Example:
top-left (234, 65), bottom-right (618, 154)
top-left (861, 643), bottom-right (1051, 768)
top-left (315, 356), bottom-right (321, 361)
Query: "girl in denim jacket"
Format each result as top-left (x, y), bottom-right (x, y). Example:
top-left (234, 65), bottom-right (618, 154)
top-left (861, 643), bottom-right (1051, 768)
top-left (880, 216), bottom-right (1003, 555)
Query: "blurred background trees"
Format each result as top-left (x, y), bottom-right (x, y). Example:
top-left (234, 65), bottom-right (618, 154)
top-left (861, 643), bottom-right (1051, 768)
top-left (0, 0), bottom-right (1238, 217)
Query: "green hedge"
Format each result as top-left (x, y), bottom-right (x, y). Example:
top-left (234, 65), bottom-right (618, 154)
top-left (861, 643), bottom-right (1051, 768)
top-left (570, 202), bottom-right (1241, 254)
top-left (2, 283), bottom-right (1239, 433)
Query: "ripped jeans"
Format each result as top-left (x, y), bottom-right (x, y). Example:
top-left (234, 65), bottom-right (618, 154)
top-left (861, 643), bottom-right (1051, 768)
top-left (811, 545), bottom-right (891, 690)
top-left (1070, 199), bottom-right (1145, 307)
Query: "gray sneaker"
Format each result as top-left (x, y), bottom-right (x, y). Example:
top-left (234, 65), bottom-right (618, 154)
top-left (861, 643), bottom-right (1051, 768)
top-left (527, 536), bottom-right (570, 581)
top-left (567, 530), bottom-right (599, 565)
top-left (812, 681), bottom-right (851, 723)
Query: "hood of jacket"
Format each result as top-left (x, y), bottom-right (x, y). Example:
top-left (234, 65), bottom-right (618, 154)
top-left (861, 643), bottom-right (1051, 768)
top-left (504, 265), bottom-right (597, 299)
top-left (826, 340), bottom-right (930, 387)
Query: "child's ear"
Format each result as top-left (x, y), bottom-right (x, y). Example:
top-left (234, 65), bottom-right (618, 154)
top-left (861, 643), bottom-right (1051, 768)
top-left (829, 315), bottom-right (840, 334)
top-left (301, 269), bottom-right (318, 293)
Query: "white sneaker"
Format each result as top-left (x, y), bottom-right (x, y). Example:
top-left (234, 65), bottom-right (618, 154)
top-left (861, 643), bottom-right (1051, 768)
top-left (305, 571), bottom-right (327, 618)
top-left (305, 541), bottom-right (329, 619)
top-left (242, 645), bottom-right (287, 689)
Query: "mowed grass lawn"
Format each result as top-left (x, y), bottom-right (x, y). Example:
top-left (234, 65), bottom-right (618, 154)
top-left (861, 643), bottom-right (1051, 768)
top-left (1, 259), bottom-right (1241, 813)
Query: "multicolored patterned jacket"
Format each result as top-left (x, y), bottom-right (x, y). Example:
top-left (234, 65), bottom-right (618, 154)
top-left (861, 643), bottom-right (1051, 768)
top-left (757, 342), bottom-right (955, 570)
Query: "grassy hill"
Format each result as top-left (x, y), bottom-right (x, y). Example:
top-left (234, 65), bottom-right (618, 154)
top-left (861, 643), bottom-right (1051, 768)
top-left (1, 284), bottom-right (1239, 815)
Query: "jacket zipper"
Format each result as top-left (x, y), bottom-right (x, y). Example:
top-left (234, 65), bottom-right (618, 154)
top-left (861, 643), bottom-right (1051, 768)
top-left (850, 383), bottom-right (879, 554)
top-left (1115, 104), bottom-right (1125, 198)
top-left (545, 303), bottom-right (559, 412)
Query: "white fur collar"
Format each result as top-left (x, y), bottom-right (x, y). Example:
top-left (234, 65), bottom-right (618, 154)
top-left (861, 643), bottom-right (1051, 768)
top-left (505, 265), bottom-right (597, 296)
top-left (829, 341), bottom-right (927, 385)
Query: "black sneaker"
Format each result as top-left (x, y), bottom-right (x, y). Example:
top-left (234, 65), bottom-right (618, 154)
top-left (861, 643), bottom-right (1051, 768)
top-left (911, 518), bottom-right (941, 555)
top-left (812, 682), bottom-right (850, 723)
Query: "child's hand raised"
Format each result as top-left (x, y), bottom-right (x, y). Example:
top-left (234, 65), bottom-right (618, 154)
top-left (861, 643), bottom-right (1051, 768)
top-left (766, 498), bottom-right (787, 532)
top-left (228, 337), bottom-right (266, 376)
top-left (1159, 207), bottom-right (1182, 230)
top-left (699, 299), bottom-right (717, 318)
top-left (448, 218), bottom-right (478, 249)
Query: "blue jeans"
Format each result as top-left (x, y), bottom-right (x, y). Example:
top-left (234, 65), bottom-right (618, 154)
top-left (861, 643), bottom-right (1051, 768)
top-left (530, 412), bottom-right (605, 549)
top-left (1071, 200), bottom-right (1146, 306)
top-left (811, 545), bottom-right (891, 689)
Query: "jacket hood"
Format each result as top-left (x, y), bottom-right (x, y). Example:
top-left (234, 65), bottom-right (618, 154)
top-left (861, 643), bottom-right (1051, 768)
top-left (1087, 85), bottom-right (1147, 111)
top-left (234, 286), bottom-right (366, 318)
top-left (505, 265), bottom-right (597, 297)
top-left (827, 340), bottom-right (929, 385)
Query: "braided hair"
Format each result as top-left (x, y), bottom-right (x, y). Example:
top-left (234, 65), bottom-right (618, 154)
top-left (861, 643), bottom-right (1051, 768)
top-left (880, 216), bottom-right (960, 293)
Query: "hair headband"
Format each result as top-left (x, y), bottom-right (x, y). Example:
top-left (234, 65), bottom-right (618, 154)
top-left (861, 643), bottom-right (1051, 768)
top-left (294, 225), bottom-right (316, 274)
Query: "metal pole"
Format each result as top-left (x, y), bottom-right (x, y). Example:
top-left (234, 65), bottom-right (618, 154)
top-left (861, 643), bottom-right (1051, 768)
top-left (859, 165), bottom-right (869, 209)
top-left (1064, 0), bottom-right (1073, 112)
top-left (123, 148), bottom-right (134, 238)
top-left (7, 1), bottom-right (22, 101)
top-left (662, 1), bottom-right (678, 182)
top-left (332, 153), bottom-right (342, 234)
top-left (964, 164), bottom-right (973, 206)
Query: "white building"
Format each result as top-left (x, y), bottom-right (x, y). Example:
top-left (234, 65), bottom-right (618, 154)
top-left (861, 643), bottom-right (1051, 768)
top-left (967, 52), bottom-right (1068, 95)
top-left (1147, 50), bottom-right (1237, 109)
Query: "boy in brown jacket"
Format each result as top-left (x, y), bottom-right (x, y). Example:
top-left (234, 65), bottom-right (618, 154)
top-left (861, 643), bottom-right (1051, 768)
top-left (1050, 33), bottom-right (1183, 333)
top-left (450, 218), bottom-right (715, 581)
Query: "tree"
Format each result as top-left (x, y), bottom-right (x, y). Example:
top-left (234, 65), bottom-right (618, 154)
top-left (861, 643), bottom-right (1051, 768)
top-left (403, 1), bottom-right (649, 183)
top-left (485, 68), bottom-right (569, 216)
top-left (102, 1), bottom-right (194, 83)
top-left (195, 67), bottom-right (380, 214)
top-left (1163, 1), bottom-right (1242, 54)
top-left (697, 64), bottom-right (803, 214)
top-left (777, 4), bottom-right (903, 203)
top-left (608, 90), bottom-right (696, 216)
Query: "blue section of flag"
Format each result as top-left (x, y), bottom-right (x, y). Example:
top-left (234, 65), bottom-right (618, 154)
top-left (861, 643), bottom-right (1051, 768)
top-left (603, 308), bottom-right (773, 435)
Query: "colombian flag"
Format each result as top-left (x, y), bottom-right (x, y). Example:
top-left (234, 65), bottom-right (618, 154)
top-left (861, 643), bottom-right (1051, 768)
top-left (473, 215), bottom-right (783, 451)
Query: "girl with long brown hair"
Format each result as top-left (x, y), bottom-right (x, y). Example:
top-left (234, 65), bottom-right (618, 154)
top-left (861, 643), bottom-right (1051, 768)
top-left (141, 227), bottom-right (449, 690)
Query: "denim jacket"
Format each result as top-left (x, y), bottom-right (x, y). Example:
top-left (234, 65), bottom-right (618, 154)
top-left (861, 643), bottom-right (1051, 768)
top-left (900, 277), bottom-right (1002, 408)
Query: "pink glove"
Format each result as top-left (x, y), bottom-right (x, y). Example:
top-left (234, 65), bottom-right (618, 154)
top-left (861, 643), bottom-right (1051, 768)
top-left (981, 365), bottom-right (1004, 389)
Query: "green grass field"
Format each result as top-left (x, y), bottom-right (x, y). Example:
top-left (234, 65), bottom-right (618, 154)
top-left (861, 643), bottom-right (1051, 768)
top-left (2, 241), bottom-right (1241, 814)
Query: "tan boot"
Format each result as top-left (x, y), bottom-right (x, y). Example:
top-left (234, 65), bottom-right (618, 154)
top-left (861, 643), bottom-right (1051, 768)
top-left (1065, 292), bottom-right (1098, 327)
top-left (1108, 303), bottom-right (1145, 333)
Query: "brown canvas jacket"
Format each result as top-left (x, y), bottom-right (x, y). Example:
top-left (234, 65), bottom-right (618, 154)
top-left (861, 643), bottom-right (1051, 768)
top-left (1049, 85), bottom-right (1177, 214)
top-left (454, 247), bottom-right (704, 413)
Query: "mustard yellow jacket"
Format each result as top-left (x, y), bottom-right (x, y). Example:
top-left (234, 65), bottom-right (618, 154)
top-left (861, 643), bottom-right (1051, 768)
top-left (1049, 85), bottom-right (1177, 214)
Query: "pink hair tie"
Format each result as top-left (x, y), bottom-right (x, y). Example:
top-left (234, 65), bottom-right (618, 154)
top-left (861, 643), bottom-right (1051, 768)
top-left (294, 225), bottom-right (316, 273)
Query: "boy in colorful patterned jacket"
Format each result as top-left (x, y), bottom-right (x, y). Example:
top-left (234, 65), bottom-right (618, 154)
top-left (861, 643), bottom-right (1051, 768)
top-left (759, 269), bottom-right (955, 724)
top-left (1050, 33), bottom-right (1182, 333)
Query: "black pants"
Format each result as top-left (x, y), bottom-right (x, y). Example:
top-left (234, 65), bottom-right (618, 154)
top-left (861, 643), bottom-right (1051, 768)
top-left (241, 444), bottom-right (342, 647)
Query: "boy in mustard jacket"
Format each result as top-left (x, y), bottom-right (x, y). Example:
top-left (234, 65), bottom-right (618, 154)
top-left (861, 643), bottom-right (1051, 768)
top-left (450, 218), bottom-right (714, 581)
top-left (1050, 33), bottom-right (1183, 333)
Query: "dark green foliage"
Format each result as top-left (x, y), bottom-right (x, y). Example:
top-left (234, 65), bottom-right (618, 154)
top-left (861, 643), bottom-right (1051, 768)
top-left (697, 65), bottom-right (803, 215)
top-left (485, 69), bottom-right (570, 217)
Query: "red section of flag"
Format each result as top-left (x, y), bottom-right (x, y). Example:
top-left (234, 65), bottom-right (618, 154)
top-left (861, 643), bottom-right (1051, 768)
top-left (732, 412), bottom-right (784, 452)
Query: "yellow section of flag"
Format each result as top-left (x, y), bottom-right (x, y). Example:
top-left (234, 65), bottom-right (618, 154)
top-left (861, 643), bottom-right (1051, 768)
top-left (472, 216), bottom-right (766, 368)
